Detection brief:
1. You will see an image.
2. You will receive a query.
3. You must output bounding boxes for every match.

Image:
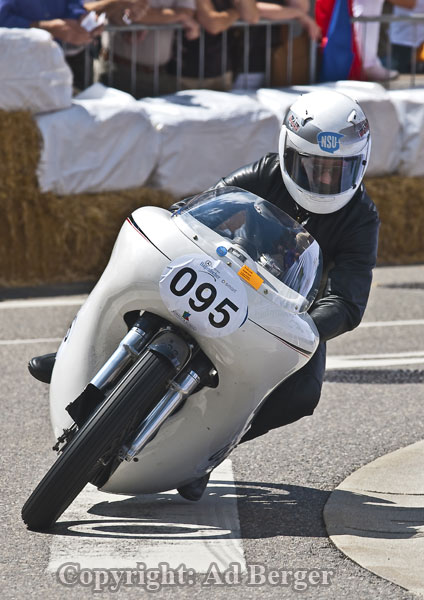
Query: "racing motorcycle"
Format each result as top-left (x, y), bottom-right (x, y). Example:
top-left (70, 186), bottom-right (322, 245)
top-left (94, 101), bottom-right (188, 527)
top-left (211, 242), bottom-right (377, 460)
top-left (21, 186), bottom-right (322, 531)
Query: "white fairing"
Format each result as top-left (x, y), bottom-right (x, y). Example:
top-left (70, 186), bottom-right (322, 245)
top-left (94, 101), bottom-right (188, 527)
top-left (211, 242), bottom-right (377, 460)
top-left (50, 199), bottom-right (319, 495)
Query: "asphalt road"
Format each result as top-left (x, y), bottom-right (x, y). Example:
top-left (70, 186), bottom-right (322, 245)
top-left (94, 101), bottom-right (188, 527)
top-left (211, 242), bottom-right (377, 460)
top-left (1, 264), bottom-right (423, 599)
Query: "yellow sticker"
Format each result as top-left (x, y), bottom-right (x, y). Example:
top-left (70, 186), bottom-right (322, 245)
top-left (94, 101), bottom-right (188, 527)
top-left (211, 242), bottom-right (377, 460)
top-left (238, 265), bottom-right (264, 291)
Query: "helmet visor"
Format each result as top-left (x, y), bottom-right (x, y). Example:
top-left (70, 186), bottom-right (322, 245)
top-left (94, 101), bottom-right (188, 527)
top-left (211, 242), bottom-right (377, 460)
top-left (284, 144), bottom-right (364, 196)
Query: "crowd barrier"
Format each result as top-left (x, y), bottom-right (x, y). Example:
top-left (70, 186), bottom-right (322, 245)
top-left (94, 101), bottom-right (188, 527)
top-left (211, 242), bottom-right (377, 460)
top-left (94, 18), bottom-right (316, 97)
top-left (0, 27), bottom-right (423, 289)
top-left (70, 13), bottom-right (424, 95)
top-left (353, 12), bottom-right (424, 85)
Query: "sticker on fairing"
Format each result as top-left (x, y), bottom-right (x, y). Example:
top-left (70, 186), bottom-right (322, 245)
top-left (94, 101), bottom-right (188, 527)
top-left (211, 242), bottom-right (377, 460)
top-left (159, 254), bottom-right (248, 338)
top-left (238, 265), bottom-right (264, 291)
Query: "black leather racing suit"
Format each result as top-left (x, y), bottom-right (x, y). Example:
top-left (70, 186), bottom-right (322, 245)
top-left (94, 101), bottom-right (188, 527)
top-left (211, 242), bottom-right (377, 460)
top-left (212, 153), bottom-right (381, 442)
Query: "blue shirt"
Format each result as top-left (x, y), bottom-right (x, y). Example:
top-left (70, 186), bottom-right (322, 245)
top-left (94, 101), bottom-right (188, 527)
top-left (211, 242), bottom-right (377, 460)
top-left (0, 0), bottom-right (87, 29)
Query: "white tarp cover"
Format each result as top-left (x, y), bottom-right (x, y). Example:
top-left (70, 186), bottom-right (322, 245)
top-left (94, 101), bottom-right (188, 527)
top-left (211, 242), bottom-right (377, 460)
top-left (0, 27), bottom-right (72, 113)
top-left (138, 89), bottom-right (281, 198)
top-left (256, 81), bottom-right (402, 177)
top-left (387, 88), bottom-right (424, 177)
top-left (36, 83), bottom-right (160, 195)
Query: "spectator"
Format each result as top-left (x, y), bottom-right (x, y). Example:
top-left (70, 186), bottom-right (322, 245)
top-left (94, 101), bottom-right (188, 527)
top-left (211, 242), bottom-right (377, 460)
top-left (0, 1), bottom-right (148, 90)
top-left (315, 0), bottom-right (363, 81)
top-left (232, 0), bottom-right (321, 90)
top-left (99, 0), bottom-right (200, 97)
top-left (255, 0), bottom-right (320, 40)
top-left (0, 0), bottom-right (105, 89)
top-left (352, 0), bottom-right (415, 81)
top-left (0, 1), bottom-right (89, 41)
top-left (166, 0), bottom-right (259, 92)
top-left (86, 0), bottom-right (149, 22)
top-left (389, 0), bottom-right (424, 73)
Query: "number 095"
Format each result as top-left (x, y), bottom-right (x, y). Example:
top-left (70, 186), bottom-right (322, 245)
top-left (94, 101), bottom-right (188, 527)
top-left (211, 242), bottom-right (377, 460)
top-left (169, 267), bottom-right (239, 329)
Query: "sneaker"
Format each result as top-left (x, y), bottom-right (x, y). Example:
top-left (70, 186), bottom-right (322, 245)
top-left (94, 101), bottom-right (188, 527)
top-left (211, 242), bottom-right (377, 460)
top-left (364, 64), bottom-right (399, 82)
top-left (177, 473), bottom-right (210, 501)
top-left (28, 352), bottom-right (56, 383)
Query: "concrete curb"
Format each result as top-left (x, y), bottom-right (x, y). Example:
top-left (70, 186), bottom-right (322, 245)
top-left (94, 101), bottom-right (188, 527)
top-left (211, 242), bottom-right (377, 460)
top-left (324, 441), bottom-right (424, 596)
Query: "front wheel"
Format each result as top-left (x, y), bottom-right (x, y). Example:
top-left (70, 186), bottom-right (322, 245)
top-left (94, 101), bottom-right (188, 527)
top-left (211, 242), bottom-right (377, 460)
top-left (22, 348), bottom-right (176, 531)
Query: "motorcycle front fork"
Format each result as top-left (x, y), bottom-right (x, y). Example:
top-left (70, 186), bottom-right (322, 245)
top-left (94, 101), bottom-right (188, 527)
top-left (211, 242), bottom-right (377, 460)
top-left (65, 311), bottom-right (215, 460)
top-left (91, 312), bottom-right (165, 395)
top-left (120, 366), bottom-right (202, 462)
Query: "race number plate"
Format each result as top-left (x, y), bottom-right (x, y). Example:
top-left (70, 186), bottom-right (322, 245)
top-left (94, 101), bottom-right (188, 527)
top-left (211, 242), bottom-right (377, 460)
top-left (159, 254), bottom-right (248, 338)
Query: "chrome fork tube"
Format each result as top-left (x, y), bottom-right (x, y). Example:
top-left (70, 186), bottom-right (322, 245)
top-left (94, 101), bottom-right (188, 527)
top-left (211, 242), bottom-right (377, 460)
top-left (122, 369), bottom-right (201, 462)
top-left (91, 325), bottom-right (154, 393)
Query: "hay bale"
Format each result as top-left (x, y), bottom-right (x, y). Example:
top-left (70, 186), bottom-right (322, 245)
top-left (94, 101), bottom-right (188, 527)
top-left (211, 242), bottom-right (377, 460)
top-left (0, 110), bottom-right (42, 287)
top-left (0, 110), bottom-right (423, 291)
top-left (0, 110), bottom-right (174, 289)
top-left (364, 176), bottom-right (424, 265)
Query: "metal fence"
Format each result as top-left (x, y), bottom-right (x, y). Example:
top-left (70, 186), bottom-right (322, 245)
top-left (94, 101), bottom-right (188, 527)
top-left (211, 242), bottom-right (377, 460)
top-left (353, 13), bottom-right (424, 88)
top-left (74, 18), bottom-right (317, 95)
top-left (73, 13), bottom-right (424, 97)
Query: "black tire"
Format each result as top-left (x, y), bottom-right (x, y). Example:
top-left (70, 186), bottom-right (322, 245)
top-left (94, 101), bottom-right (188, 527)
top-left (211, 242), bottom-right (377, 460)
top-left (22, 349), bottom-right (175, 531)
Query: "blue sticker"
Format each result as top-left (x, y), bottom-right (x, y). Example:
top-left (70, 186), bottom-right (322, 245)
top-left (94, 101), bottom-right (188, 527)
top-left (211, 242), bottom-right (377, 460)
top-left (317, 132), bottom-right (344, 154)
top-left (216, 246), bottom-right (228, 257)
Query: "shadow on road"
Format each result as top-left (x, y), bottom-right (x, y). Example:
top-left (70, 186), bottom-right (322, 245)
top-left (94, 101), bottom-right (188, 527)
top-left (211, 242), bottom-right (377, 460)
top-left (45, 480), bottom-right (423, 542)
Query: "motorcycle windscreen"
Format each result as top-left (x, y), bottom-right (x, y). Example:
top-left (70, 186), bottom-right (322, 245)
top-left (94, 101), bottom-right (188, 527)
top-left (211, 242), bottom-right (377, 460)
top-left (173, 186), bottom-right (323, 314)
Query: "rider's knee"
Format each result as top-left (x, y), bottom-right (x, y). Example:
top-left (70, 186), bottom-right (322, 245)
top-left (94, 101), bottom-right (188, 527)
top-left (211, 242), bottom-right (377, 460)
top-left (293, 375), bottom-right (322, 417)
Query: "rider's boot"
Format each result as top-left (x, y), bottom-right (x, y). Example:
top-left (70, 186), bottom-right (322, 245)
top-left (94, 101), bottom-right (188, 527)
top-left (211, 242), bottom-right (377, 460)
top-left (28, 353), bottom-right (56, 383)
top-left (177, 473), bottom-right (210, 501)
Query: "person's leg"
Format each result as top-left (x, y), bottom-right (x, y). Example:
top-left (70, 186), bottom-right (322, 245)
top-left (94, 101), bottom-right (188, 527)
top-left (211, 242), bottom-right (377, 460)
top-left (352, 0), bottom-right (398, 80)
top-left (240, 341), bottom-right (326, 443)
top-left (352, 0), bottom-right (385, 69)
top-left (157, 71), bottom-right (179, 95)
top-left (391, 43), bottom-right (414, 73)
top-left (98, 58), bottom-right (134, 94)
top-left (66, 49), bottom-right (91, 93)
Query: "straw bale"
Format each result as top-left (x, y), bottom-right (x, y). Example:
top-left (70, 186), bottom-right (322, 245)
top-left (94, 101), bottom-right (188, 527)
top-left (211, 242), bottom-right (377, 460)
top-left (0, 110), bottom-right (174, 289)
top-left (364, 176), bottom-right (424, 266)
top-left (0, 110), bottom-right (423, 291)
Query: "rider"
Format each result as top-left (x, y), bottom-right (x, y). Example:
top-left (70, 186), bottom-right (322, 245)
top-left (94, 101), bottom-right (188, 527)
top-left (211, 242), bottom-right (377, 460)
top-left (28, 89), bottom-right (380, 501)
top-left (178, 89), bottom-right (380, 499)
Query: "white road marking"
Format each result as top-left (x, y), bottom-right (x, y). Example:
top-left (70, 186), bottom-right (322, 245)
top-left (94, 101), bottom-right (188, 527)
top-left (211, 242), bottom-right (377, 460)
top-left (0, 337), bottom-right (62, 346)
top-left (359, 319), bottom-right (424, 328)
top-left (327, 350), bottom-right (424, 369)
top-left (0, 297), bottom-right (86, 309)
top-left (47, 459), bottom-right (246, 573)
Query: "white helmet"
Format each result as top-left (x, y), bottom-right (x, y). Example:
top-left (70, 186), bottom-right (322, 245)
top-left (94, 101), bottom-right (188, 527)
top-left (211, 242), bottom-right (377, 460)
top-left (279, 90), bottom-right (371, 214)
